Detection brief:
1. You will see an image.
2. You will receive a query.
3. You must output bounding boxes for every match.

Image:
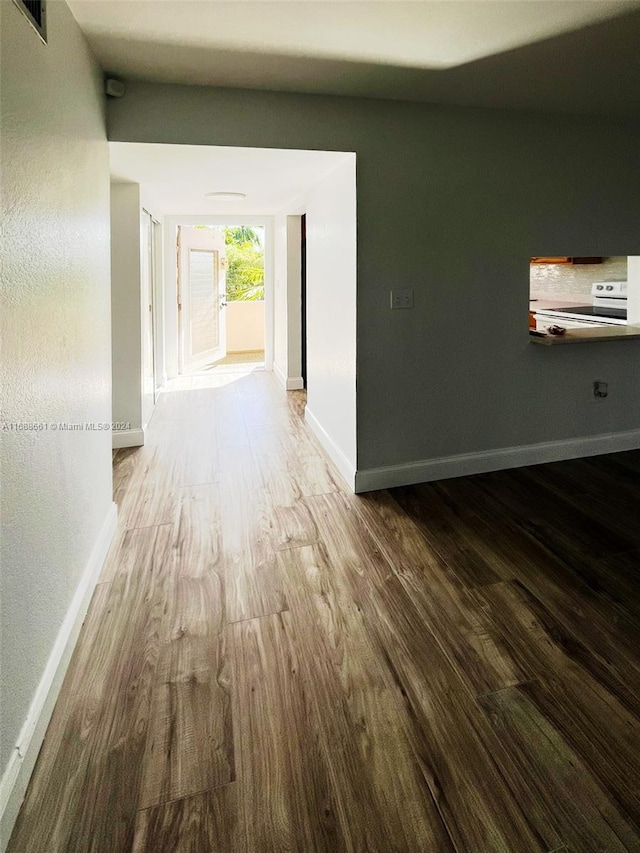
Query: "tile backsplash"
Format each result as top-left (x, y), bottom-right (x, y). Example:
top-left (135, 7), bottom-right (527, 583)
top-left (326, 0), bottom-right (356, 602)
top-left (530, 256), bottom-right (628, 298)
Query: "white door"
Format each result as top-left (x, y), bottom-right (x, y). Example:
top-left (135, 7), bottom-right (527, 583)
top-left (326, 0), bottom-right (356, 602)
top-left (178, 226), bottom-right (227, 372)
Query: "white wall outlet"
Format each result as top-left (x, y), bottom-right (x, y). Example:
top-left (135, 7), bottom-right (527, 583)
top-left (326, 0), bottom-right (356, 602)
top-left (593, 381), bottom-right (608, 399)
top-left (390, 288), bottom-right (414, 309)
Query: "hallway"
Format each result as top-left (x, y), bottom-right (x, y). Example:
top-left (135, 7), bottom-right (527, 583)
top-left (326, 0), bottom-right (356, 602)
top-left (8, 371), bottom-right (640, 852)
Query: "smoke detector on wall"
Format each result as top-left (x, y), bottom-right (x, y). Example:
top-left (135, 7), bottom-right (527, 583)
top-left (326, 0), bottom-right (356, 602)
top-left (105, 78), bottom-right (126, 98)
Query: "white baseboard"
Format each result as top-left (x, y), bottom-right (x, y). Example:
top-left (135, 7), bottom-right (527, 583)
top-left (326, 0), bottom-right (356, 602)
top-left (354, 428), bottom-right (640, 493)
top-left (273, 363), bottom-right (304, 391)
top-left (273, 362), bottom-right (287, 390)
top-left (0, 502), bottom-right (118, 851)
top-left (304, 407), bottom-right (356, 491)
top-left (112, 428), bottom-right (144, 449)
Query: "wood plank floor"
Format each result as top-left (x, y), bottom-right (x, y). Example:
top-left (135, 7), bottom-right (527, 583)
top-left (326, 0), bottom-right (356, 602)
top-left (9, 368), bottom-right (640, 852)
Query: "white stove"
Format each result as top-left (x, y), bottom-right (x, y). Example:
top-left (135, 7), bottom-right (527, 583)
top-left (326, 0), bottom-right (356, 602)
top-left (535, 280), bottom-right (628, 326)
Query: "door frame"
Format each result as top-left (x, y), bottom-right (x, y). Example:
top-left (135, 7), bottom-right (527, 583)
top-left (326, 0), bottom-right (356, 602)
top-left (141, 207), bottom-right (162, 427)
top-left (152, 218), bottom-right (165, 393)
top-left (164, 215), bottom-right (273, 379)
top-left (300, 213), bottom-right (307, 389)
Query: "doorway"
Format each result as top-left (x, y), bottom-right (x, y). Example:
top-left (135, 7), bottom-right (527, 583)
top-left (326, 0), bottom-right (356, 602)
top-left (175, 220), bottom-right (268, 376)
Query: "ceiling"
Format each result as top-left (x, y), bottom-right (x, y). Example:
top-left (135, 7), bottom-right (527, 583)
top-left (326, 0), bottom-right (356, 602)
top-left (70, 1), bottom-right (640, 115)
top-left (109, 143), bottom-right (351, 214)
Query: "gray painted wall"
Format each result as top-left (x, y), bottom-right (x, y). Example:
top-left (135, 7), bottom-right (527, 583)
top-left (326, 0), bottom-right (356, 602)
top-left (108, 82), bottom-right (640, 473)
top-left (0, 0), bottom-right (112, 779)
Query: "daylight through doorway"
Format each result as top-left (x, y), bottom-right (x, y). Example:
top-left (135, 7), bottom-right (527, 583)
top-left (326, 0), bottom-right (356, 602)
top-left (177, 223), bottom-right (266, 375)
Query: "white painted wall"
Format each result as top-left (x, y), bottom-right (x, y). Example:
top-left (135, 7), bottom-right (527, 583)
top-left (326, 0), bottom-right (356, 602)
top-left (110, 185), bottom-right (164, 444)
top-left (274, 161), bottom-right (359, 481)
top-left (108, 83), bottom-right (640, 487)
top-left (273, 213), bottom-right (288, 381)
top-left (286, 215), bottom-right (304, 384)
top-left (111, 183), bottom-right (143, 433)
top-left (0, 0), bottom-right (114, 840)
top-left (273, 211), bottom-right (305, 390)
top-left (628, 256), bottom-right (640, 326)
top-left (304, 158), bottom-right (358, 480)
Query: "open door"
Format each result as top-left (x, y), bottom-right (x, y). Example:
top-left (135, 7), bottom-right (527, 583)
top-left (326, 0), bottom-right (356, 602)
top-left (178, 226), bottom-right (227, 372)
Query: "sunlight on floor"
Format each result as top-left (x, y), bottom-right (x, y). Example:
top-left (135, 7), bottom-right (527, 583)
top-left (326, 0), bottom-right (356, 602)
top-left (213, 350), bottom-right (265, 367)
top-left (166, 352), bottom-right (265, 391)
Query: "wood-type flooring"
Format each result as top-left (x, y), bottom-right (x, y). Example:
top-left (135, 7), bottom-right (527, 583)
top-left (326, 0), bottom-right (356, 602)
top-left (9, 369), bottom-right (640, 852)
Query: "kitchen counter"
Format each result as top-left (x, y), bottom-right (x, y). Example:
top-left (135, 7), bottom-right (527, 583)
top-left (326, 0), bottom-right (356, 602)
top-left (529, 325), bottom-right (640, 345)
top-left (529, 294), bottom-right (640, 344)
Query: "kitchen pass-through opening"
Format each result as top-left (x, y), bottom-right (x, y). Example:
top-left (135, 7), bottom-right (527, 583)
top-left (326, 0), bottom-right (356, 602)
top-left (528, 256), bottom-right (632, 337)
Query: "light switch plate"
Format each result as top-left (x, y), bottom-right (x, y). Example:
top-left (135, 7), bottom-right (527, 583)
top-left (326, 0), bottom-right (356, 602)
top-left (390, 288), bottom-right (414, 309)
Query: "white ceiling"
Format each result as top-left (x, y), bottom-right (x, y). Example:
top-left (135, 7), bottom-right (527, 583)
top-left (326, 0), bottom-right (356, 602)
top-left (109, 142), bottom-right (351, 214)
top-left (68, 1), bottom-right (640, 114)
top-left (70, 1), bottom-right (638, 72)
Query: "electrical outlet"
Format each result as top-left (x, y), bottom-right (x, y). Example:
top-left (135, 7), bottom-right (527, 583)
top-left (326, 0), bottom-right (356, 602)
top-left (390, 288), bottom-right (414, 309)
top-left (593, 381), bottom-right (608, 399)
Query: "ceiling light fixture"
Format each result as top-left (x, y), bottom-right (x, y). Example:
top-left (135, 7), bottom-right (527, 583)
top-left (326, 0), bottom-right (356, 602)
top-left (205, 191), bottom-right (247, 201)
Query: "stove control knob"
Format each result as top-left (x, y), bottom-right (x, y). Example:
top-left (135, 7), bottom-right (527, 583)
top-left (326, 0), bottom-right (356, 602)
top-left (596, 284), bottom-right (604, 290)
top-left (606, 285), bottom-right (614, 291)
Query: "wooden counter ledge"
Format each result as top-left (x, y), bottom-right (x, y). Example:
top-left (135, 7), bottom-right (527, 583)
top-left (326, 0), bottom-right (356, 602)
top-left (530, 326), bottom-right (640, 345)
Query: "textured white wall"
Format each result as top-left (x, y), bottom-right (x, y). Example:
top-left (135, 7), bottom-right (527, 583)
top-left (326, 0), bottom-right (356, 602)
top-left (111, 183), bottom-right (143, 429)
top-left (108, 82), bottom-right (640, 476)
top-left (0, 0), bottom-right (112, 778)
